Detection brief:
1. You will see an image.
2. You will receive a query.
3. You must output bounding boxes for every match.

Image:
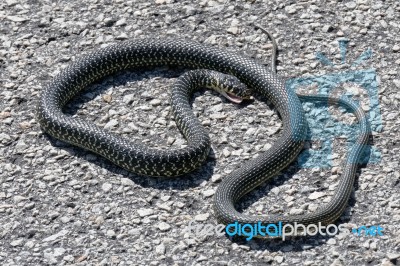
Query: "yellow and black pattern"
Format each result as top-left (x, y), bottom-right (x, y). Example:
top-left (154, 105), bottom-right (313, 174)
top-left (37, 38), bottom-right (369, 227)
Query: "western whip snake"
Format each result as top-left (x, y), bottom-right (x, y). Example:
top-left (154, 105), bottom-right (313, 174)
top-left (37, 28), bottom-right (370, 227)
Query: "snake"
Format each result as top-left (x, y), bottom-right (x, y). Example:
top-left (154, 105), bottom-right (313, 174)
top-left (37, 26), bottom-right (370, 228)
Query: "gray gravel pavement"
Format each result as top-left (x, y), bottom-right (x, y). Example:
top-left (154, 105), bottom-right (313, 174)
top-left (0, 0), bottom-right (399, 265)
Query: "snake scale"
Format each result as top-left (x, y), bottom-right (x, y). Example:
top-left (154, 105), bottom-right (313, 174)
top-left (37, 36), bottom-right (370, 227)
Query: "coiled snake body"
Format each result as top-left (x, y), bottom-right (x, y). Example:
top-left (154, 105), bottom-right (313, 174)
top-left (37, 38), bottom-right (369, 227)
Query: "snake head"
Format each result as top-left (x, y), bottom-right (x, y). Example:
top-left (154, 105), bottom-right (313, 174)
top-left (215, 74), bottom-right (253, 104)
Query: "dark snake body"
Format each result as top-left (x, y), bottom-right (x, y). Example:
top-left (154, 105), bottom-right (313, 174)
top-left (37, 39), bottom-right (369, 226)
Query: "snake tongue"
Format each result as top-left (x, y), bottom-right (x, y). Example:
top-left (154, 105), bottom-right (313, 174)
top-left (225, 92), bottom-right (243, 104)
